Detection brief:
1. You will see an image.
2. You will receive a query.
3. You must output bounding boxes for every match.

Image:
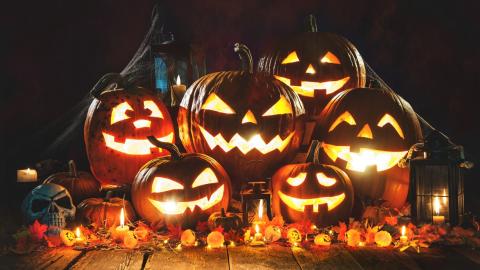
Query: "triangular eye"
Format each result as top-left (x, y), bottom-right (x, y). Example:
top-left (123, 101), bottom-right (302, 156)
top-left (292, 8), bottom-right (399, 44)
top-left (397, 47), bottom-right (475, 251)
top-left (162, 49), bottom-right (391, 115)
top-left (316, 173), bottom-right (337, 186)
top-left (281, 51), bottom-right (300, 64)
top-left (329, 111), bottom-right (356, 132)
top-left (320, 52), bottom-right (341, 64)
top-left (201, 93), bottom-right (235, 114)
top-left (152, 177), bottom-right (184, 193)
top-left (262, 95), bottom-right (293, 116)
top-left (377, 114), bottom-right (404, 139)
top-left (192, 168), bottom-right (219, 188)
top-left (111, 102), bottom-right (133, 124)
top-left (287, 172), bottom-right (306, 186)
top-left (144, 100), bottom-right (164, 118)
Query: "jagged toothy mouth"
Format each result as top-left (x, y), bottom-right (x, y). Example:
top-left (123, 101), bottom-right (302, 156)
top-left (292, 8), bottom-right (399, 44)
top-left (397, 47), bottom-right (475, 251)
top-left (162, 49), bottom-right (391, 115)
top-left (278, 191), bottom-right (346, 212)
top-left (102, 132), bottom-right (174, 155)
top-left (274, 75), bottom-right (350, 97)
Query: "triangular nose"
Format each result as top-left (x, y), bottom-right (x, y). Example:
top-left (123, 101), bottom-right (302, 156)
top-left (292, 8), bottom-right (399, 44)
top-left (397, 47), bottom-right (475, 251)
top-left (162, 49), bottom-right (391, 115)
top-left (357, 124), bottom-right (373, 139)
top-left (241, 110), bottom-right (257, 124)
top-left (305, 64), bottom-right (316, 74)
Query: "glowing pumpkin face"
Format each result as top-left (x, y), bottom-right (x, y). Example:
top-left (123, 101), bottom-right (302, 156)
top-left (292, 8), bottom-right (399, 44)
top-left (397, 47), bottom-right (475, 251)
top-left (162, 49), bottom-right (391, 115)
top-left (314, 88), bottom-right (422, 207)
top-left (272, 163), bottom-right (353, 226)
top-left (131, 138), bottom-right (231, 227)
top-left (179, 44), bottom-right (305, 190)
top-left (85, 82), bottom-right (174, 186)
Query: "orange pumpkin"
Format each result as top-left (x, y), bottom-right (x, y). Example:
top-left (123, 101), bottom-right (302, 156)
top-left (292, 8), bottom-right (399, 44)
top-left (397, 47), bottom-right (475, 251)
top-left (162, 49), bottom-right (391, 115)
top-left (77, 193), bottom-right (136, 227)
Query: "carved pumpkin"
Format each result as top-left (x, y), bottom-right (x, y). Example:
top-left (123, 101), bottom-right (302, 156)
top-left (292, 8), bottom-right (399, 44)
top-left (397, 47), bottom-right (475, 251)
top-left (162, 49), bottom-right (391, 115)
top-left (272, 162), bottom-right (353, 226)
top-left (84, 73), bottom-right (174, 186)
top-left (258, 15), bottom-right (366, 120)
top-left (77, 193), bottom-right (136, 228)
top-left (314, 87), bottom-right (422, 208)
top-left (179, 44), bottom-right (305, 190)
top-left (60, 229), bottom-right (76, 247)
top-left (43, 160), bottom-right (100, 204)
top-left (207, 208), bottom-right (243, 232)
top-left (131, 137), bottom-right (232, 228)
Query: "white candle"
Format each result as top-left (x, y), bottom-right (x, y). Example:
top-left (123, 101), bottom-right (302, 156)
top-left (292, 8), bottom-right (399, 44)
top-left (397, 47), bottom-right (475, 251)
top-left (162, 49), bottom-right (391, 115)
top-left (171, 75), bottom-right (187, 105)
top-left (432, 197), bottom-right (445, 224)
top-left (114, 208), bottom-right (129, 240)
top-left (17, 168), bottom-right (38, 182)
top-left (400, 225), bottom-right (408, 244)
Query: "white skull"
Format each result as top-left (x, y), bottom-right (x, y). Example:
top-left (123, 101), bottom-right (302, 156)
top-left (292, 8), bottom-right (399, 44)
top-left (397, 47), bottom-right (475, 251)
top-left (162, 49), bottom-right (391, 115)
top-left (21, 183), bottom-right (76, 229)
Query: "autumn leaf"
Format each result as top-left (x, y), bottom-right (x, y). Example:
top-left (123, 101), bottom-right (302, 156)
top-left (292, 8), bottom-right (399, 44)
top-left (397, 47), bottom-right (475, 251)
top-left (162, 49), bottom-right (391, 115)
top-left (214, 226), bottom-right (225, 234)
top-left (44, 234), bottom-right (62, 248)
top-left (333, 222), bottom-right (347, 242)
top-left (385, 216), bottom-right (398, 226)
top-left (29, 220), bottom-right (48, 242)
top-left (195, 221), bottom-right (209, 233)
top-left (167, 224), bottom-right (183, 239)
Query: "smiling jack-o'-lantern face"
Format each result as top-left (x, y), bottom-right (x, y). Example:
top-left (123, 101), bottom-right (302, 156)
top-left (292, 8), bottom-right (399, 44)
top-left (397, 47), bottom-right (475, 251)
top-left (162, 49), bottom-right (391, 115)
top-left (85, 81), bottom-right (174, 186)
top-left (179, 44), bottom-right (305, 190)
top-left (272, 163), bottom-right (353, 226)
top-left (258, 16), bottom-right (366, 120)
top-left (132, 138), bottom-right (231, 227)
top-left (314, 88), bottom-right (422, 207)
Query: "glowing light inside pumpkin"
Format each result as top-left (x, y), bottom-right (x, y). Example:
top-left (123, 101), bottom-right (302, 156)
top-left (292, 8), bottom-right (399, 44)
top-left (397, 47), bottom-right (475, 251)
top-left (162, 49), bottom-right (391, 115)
top-left (199, 126), bottom-right (294, 155)
top-left (357, 124), bottom-right (373, 139)
top-left (191, 168), bottom-right (219, 188)
top-left (102, 132), bottom-right (174, 155)
top-left (316, 173), bottom-right (337, 187)
top-left (287, 172), bottom-right (307, 186)
top-left (281, 51), bottom-right (300, 64)
top-left (278, 191), bottom-right (345, 212)
top-left (201, 93), bottom-right (235, 114)
top-left (241, 110), bottom-right (257, 124)
top-left (320, 51), bottom-right (341, 64)
top-left (329, 111), bottom-right (356, 132)
top-left (133, 119), bottom-right (151, 128)
top-left (275, 75), bottom-right (350, 97)
top-left (149, 185), bottom-right (225, 215)
top-left (152, 177), bottom-right (184, 193)
top-left (322, 143), bottom-right (408, 172)
top-left (377, 114), bottom-right (404, 139)
top-left (111, 102), bottom-right (133, 124)
top-left (143, 100), bottom-right (164, 119)
top-left (305, 64), bottom-right (316, 74)
top-left (262, 95), bottom-right (293, 116)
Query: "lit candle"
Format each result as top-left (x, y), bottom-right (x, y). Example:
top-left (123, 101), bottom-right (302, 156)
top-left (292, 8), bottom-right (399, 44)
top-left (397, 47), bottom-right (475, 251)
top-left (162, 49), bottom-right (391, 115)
top-left (114, 208), bottom-right (129, 240)
top-left (252, 199), bottom-right (267, 230)
top-left (75, 227), bottom-right (86, 245)
top-left (432, 197), bottom-right (445, 224)
top-left (250, 224), bottom-right (265, 246)
top-left (400, 225), bottom-right (408, 244)
top-left (171, 75), bottom-right (187, 106)
top-left (17, 168), bottom-right (38, 182)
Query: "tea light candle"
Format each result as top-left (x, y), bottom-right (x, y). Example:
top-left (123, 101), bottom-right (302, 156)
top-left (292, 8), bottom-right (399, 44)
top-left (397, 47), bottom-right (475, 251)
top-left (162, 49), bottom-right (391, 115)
top-left (17, 168), bottom-right (37, 182)
top-left (432, 197), bottom-right (445, 224)
top-left (171, 75), bottom-right (187, 105)
top-left (75, 227), bottom-right (86, 245)
top-left (114, 208), bottom-right (129, 240)
top-left (400, 225), bottom-right (408, 244)
top-left (250, 224), bottom-right (265, 246)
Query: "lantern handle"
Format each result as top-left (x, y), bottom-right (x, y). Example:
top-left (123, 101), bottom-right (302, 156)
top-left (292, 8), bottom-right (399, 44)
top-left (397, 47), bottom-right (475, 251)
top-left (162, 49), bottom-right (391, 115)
top-left (304, 14), bottom-right (318, 33)
top-left (90, 73), bottom-right (127, 99)
top-left (147, 136), bottom-right (182, 160)
top-left (234, 43), bottom-right (254, 74)
top-left (398, 143), bottom-right (424, 168)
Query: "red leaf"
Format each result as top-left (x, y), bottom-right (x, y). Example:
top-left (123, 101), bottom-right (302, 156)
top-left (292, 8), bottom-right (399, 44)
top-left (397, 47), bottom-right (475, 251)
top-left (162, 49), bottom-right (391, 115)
top-left (385, 216), bottom-right (398, 226)
top-left (195, 221), bottom-right (209, 233)
top-left (44, 235), bottom-right (62, 247)
top-left (29, 220), bottom-right (48, 242)
top-left (333, 222), bottom-right (347, 242)
top-left (167, 224), bottom-right (183, 239)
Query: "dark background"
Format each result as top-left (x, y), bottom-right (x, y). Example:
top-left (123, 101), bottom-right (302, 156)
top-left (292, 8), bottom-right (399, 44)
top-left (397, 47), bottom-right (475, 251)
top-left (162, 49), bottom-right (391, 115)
top-left (1, 0), bottom-right (479, 225)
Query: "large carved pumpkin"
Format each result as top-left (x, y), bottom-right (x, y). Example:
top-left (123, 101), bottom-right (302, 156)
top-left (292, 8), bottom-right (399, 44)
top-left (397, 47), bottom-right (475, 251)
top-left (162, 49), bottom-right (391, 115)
top-left (131, 137), bottom-right (232, 228)
top-left (77, 193), bottom-right (136, 228)
top-left (314, 87), bottom-right (422, 208)
top-left (272, 162), bottom-right (353, 226)
top-left (258, 15), bottom-right (366, 120)
top-left (178, 44), bottom-right (305, 190)
top-left (84, 74), bottom-right (175, 186)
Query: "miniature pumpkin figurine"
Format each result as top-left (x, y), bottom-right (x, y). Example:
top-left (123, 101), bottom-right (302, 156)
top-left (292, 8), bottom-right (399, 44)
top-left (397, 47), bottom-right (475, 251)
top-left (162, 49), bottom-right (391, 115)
top-left (258, 15), bottom-right (366, 120)
top-left (60, 229), bottom-right (76, 247)
top-left (314, 233), bottom-right (331, 246)
top-left (131, 137), bottom-right (232, 228)
top-left (207, 208), bottom-right (243, 232)
top-left (43, 160), bottom-right (100, 204)
top-left (314, 87), bottom-right (422, 208)
top-left (84, 73), bottom-right (175, 186)
top-left (272, 162), bottom-right (353, 226)
top-left (178, 44), bottom-right (305, 190)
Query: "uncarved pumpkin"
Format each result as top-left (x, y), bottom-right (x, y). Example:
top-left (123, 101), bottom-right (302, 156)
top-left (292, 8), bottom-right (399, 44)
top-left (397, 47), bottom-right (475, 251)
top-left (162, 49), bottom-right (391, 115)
top-left (77, 193), bottom-right (136, 228)
top-left (84, 73), bottom-right (175, 186)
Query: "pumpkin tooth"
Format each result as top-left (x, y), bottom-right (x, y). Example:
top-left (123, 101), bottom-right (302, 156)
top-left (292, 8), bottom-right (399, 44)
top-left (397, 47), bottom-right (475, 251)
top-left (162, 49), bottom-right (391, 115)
top-left (102, 132), bottom-right (174, 155)
top-left (278, 191), bottom-right (346, 212)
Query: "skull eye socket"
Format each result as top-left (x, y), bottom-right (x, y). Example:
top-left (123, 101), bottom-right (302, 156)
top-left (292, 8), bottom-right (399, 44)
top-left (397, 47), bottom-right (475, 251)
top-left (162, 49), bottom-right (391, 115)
top-left (316, 173), bottom-right (337, 187)
top-left (144, 100), bottom-right (164, 118)
top-left (111, 102), bottom-right (133, 124)
top-left (201, 93), bottom-right (235, 114)
top-left (262, 95), bottom-right (293, 116)
top-left (377, 114), bottom-right (405, 139)
top-left (281, 51), bottom-right (300, 64)
top-left (152, 177), bottom-right (184, 193)
top-left (320, 51), bottom-right (341, 64)
top-left (56, 196), bottom-right (72, 209)
top-left (286, 172), bottom-right (307, 186)
top-left (31, 199), bottom-right (50, 213)
top-left (191, 168), bottom-right (219, 188)
top-left (328, 111), bottom-right (356, 132)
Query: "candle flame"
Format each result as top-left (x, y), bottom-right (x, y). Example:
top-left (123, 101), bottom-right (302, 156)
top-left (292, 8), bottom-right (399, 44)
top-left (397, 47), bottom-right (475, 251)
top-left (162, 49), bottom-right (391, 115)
top-left (27, 168), bottom-right (30, 172)
top-left (433, 197), bottom-right (441, 215)
top-left (76, 227), bottom-right (81, 238)
top-left (120, 208), bottom-right (125, 227)
top-left (258, 199), bottom-right (263, 219)
top-left (176, 75), bottom-right (181, 86)
top-left (401, 225), bottom-right (406, 236)
top-left (255, 224), bottom-right (260, 234)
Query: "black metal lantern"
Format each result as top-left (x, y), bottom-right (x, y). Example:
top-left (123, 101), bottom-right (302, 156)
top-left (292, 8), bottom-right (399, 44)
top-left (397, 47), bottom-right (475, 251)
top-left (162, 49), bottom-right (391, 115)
top-left (402, 131), bottom-right (473, 225)
top-left (240, 181), bottom-right (273, 226)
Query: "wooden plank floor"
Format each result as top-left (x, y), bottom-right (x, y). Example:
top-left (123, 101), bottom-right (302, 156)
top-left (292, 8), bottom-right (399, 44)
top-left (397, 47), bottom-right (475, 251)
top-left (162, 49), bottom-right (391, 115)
top-left (1, 245), bottom-right (479, 270)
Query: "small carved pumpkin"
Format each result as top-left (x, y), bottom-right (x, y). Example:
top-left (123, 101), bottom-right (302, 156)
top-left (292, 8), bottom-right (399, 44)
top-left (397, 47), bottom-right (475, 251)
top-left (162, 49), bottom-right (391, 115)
top-left (84, 73), bottom-right (175, 186)
top-left (314, 87), bottom-right (422, 207)
top-left (60, 229), bottom-right (76, 246)
top-left (77, 193), bottom-right (136, 228)
top-left (207, 208), bottom-right (242, 232)
top-left (272, 162), bottom-right (353, 226)
top-left (314, 233), bottom-right (331, 246)
top-left (131, 137), bottom-right (232, 228)
top-left (178, 44), bottom-right (305, 190)
top-left (44, 160), bottom-right (100, 204)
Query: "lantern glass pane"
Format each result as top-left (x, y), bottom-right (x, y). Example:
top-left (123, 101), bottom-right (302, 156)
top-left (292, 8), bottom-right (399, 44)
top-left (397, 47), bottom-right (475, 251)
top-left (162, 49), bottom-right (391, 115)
top-left (175, 60), bottom-right (188, 86)
top-left (154, 57), bottom-right (168, 95)
top-left (245, 199), bottom-right (268, 224)
top-left (416, 165), bottom-right (449, 196)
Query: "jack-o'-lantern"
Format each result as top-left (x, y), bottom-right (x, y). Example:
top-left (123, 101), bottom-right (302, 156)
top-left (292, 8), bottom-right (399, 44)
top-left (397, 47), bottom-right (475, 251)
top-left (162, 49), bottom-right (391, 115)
top-left (258, 15), bottom-right (366, 120)
top-left (131, 137), bottom-right (232, 228)
top-left (84, 73), bottom-right (175, 186)
top-left (314, 87), bottom-right (422, 208)
top-left (179, 44), bottom-right (305, 190)
top-left (272, 162), bottom-right (353, 226)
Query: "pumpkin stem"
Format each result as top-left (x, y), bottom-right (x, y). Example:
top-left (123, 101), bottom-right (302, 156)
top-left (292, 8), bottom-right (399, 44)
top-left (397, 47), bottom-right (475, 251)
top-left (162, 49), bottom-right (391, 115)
top-left (147, 136), bottom-right (182, 160)
top-left (68, 160), bottom-right (78, 178)
top-left (221, 208), bottom-right (226, 217)
top-left (234, 43), bottom-right (253, 74)
top-left (90, 73), bottom-right (126, 99)
top-left (305, 14), bottom-right (318, 33)
top-left (105, 191), bottom-right (113, 202)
